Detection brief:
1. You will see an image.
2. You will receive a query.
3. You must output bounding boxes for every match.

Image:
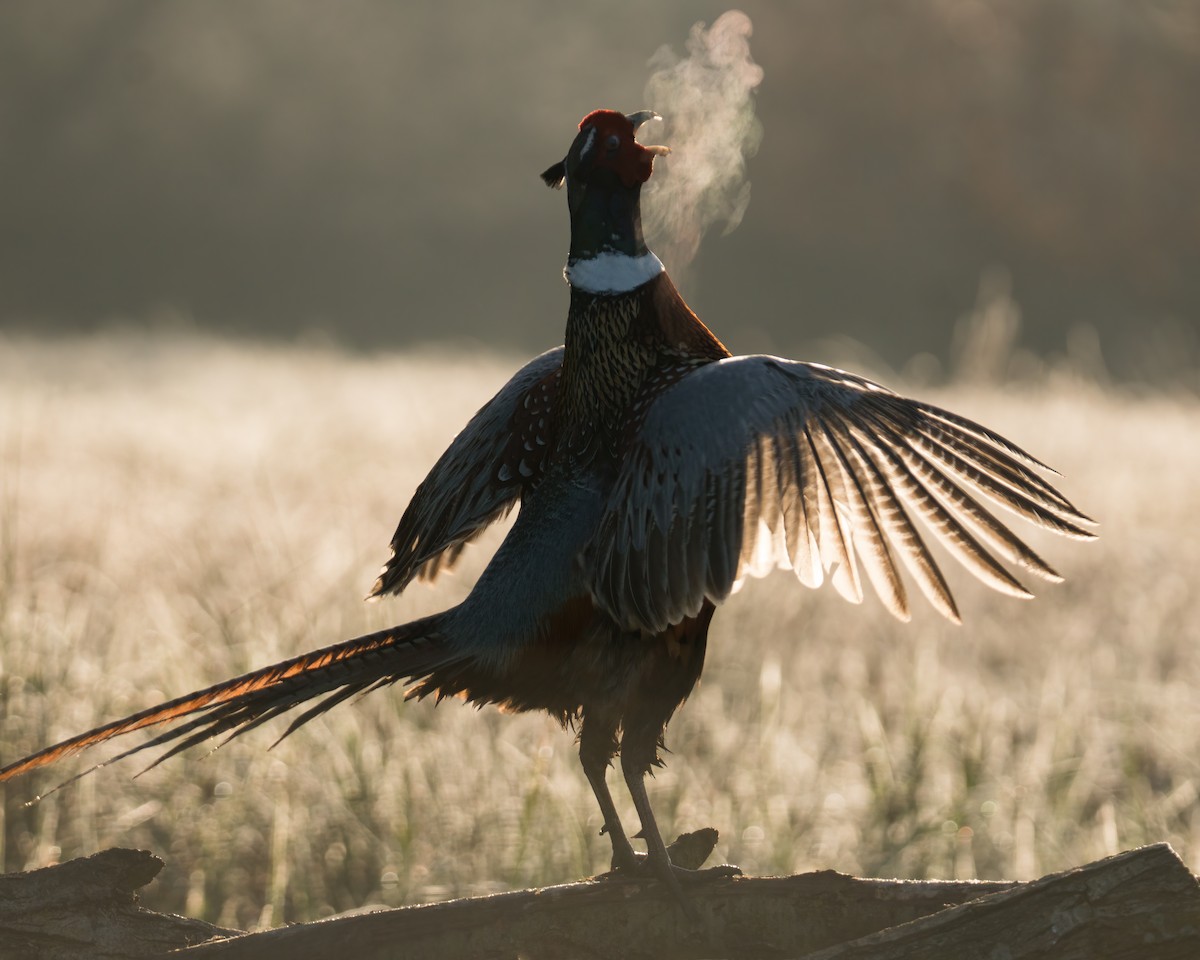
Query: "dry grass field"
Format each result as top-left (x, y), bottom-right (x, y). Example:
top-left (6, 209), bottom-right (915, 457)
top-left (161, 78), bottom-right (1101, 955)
top-left (1, 331), bottom-right (1197, 930)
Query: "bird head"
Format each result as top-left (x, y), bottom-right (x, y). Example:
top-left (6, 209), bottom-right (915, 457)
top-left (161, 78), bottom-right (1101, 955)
top-left (541, 110), bottom-right (671, 272)
top-left (540, 109), bottom-right (670, 192)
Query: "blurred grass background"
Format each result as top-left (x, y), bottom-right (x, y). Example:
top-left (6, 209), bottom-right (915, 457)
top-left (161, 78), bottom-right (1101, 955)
top-left (1, 321), bottom-right (1197, 929)
top-left (1, 0), bottom-right (1197, 381)
top-left (1, 0), bottom-right (1198, 933)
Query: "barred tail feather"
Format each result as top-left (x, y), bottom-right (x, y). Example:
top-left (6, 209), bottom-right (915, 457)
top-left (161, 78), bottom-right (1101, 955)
top-left (0, 614), bottom-right (456, 796)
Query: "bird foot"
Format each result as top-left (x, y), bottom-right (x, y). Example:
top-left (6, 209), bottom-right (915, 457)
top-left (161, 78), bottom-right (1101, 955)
top-left (595, 828), bottom-right (741, 925)
top-left (597, 827), bottom-right (741, 880)
top-left (674, 862), bottom-right (743, 882)
top-left (598, 853), bottom-right (742, 882)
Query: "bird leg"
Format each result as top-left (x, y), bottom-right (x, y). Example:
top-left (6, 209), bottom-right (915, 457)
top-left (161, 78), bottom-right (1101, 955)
top-left (578, 717), bottom-right (639, 872)
top-left (618, 730), bottom-right (741, 915)
top-left (581, 714), bottom-right (739, 904)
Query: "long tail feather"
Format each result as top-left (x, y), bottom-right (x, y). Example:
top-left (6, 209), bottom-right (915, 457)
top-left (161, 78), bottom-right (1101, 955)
top-left (0, 614), bottom-right (457, 793)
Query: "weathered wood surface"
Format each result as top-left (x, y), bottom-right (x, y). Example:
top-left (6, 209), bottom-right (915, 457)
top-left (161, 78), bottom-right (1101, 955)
top-left (795, 841), bottom-right (1200, 960)
top-left (1, 842), bottom-right (1196, 959)
top-left (0, 848), bottom-right (234, 959)
top-left (167, 843), bottom-right (1200, 960)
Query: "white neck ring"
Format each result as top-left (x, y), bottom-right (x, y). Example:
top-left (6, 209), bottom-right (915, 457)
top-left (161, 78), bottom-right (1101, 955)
top-left (564, 251), bottom-right (664, 294)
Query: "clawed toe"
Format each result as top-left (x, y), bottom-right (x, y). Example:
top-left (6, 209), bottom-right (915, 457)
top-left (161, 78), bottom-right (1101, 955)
top-left (596, 836), bottom-right (741, 885)
top-left (593, 825), bottom-right (741, 925)
top-left (596, 848), bottom-right (646, 880)
top-left (673, 862), bottom-right (742, 883)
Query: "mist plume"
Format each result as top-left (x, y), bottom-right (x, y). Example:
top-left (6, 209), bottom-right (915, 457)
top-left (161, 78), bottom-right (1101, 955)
top-left (642, 10), bottom-right (764, 283)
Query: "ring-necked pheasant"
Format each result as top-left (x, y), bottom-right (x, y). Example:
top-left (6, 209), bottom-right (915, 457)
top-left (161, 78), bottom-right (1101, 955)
top-left (0, 110), bottom-right (1093, 904)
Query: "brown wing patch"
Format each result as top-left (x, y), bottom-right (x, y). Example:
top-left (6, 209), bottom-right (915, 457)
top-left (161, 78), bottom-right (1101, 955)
top-left (643, 272), bottom-right (731, 361)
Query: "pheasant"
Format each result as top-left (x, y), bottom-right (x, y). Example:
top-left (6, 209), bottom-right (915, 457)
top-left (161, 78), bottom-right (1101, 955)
top-left (0, 109), bottom-right (1093, 905)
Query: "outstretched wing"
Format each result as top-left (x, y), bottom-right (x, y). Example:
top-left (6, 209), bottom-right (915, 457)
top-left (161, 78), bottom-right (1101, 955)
top-left (370, 346), bottom-right (563, 598)
top-left (584, 355), bottom-right (1095, 634)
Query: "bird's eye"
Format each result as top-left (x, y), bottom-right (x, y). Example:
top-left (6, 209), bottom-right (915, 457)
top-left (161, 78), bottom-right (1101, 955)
top-left (606, 133), bottom-right (621, 150)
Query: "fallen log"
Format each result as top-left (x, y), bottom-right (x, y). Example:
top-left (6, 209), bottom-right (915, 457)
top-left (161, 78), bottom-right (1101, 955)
top-left (0, 840), bottom-right (1196, 959)
top-left (795, 841), bottom-right (1200, 960)
top-left (0, 848), bottom-right (234, 959)
top-left (168, 842), bottom-right (1200, 960)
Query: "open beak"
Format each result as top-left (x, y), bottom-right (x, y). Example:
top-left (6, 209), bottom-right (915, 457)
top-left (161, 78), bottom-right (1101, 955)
top-left (627, 110), bottom-right (671, 157)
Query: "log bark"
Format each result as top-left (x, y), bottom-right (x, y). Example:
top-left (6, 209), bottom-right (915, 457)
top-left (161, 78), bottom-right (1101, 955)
top-left (1, 842), bottom-right (1196, 960)
top-left (795, 842), bottom-right (1200, 960)
top-left (0, 848), bottom-right (235, 959)
top-left (166, 844), bottom-right (1200, 960)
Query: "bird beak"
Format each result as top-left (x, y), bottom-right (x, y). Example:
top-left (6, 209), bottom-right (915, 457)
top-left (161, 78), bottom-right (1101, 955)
top-left (627, 110), bottom-right (671, 157)
top-left (626, 110), bottom-right (659, 131)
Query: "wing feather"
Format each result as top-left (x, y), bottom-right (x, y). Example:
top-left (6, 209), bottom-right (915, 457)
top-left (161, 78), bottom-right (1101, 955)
top-left (779, 431), bottom-right (822, 587)
top-left (902, 416), bottom-right (1093, 539)
top-left (828, 415), bottom-right (960, 622)
top-left (850, 407), bottom-right (1066, 584)
top-left (804, 423), bottom-right (864, 605)
top-left (813, 418), bottom-right (909, 620)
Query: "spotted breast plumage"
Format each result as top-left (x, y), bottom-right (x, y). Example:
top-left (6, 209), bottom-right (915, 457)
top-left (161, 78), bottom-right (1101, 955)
top-left (0, 109), bottom-right (1094, 907)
